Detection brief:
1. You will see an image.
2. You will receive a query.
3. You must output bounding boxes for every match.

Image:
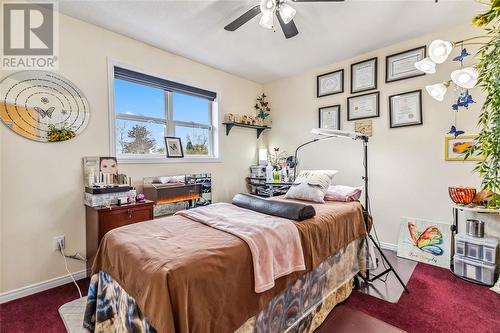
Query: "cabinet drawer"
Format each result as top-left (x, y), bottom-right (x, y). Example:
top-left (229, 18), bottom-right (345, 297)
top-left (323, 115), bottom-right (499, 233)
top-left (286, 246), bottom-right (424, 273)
top-left (99, 206), bottom-right (152, 238)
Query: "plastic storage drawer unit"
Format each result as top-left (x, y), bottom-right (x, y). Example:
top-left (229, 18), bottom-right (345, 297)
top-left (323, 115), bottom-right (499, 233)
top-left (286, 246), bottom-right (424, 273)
top-left (454, 233), bottom-right (499, 263)
top-left (453, 255), bottom-right (497, 285)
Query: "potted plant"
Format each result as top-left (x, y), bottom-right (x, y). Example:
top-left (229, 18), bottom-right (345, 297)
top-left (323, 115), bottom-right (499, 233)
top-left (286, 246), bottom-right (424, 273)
top-left (466, 1), bottom-right (500, 208)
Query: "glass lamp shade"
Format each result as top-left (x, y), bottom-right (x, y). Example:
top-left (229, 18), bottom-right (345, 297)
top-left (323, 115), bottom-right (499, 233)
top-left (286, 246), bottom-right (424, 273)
top-left (259, 12), bottom-right (274, 29)
top-left (279, 3), bottom-right (296, 24)
top-left (414, 57), bottom-right (436, 74)
top-left (451, 67), bottom-right (479, 89)
top-left (429, 40), bottom-right (453, 64)
top-left (425, 83), bottom-right (448, 101)
top-left (260, 0), bottom-right (276, 14)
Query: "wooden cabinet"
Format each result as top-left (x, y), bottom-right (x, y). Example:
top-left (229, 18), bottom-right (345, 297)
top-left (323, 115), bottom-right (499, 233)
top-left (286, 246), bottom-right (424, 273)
top-left (85, 200), bottom-right (154, 272)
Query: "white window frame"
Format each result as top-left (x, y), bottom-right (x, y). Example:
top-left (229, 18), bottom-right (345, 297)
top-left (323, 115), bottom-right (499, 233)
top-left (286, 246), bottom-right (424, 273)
top-left (107, 59), bottom-right (221, 164)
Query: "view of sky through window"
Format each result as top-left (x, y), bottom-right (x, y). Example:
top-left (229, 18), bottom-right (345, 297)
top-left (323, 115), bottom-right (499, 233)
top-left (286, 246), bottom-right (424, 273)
top-left (114, 78), bottom-right (211, 156)
top-left (115, 79), bottom-right (164, 119)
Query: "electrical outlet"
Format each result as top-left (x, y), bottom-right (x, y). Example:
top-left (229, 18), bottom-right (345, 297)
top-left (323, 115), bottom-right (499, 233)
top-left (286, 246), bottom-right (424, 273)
top-left (53, 235), bottom-right (65, 251)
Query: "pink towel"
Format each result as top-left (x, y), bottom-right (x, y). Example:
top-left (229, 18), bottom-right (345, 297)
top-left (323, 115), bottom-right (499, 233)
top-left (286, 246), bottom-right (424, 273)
top-left (176, 203), bottom-right (305, 293)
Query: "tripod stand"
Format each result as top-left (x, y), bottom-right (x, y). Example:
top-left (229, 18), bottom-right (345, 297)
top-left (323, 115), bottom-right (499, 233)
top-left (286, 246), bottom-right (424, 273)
top-left (299, 129), bottom-right (409, 293)
top-left (356, 137), bottom-right (409, 293)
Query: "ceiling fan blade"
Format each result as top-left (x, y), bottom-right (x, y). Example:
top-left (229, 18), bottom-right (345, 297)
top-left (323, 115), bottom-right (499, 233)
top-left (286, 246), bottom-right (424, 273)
top-left (224, 5), bottom-right (261, 31)
top-left (276, 11), bottom-right (299, 39)
top-left (292, 0), bottom-right (344, 2)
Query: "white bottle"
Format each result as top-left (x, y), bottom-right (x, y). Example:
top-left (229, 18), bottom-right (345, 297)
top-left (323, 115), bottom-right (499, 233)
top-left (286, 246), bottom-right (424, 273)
top-left (266, 162), bottom-right (273, 182)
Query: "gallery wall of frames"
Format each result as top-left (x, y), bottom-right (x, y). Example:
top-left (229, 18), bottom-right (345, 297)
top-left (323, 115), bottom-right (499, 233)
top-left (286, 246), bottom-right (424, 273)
top-left (264, 23), bottom-right (485, 246)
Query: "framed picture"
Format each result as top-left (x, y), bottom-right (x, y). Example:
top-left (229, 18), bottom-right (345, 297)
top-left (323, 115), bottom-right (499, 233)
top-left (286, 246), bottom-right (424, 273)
top-left (347, 91), bottom-right (379, 121)
top-left (317, 69), bottom-right (344, 97)
top-left (99, 157), bottom-right (118, 174)
top-left (389, 90), bottom-right (423, 128)
top-left (386, 46), bottom-right (426, 83)
top-left (397, 217), bottom-right (451, 268)
top-left (445, 135), bottom-right (483, 161)
top-left (165, 137), bottom-right (184, 158)
top-left (350, 57), bottom-right (377, 94)
top-left (319, 105), bottom-right (341, 130)
top-left (354, 119), bottom-right (373, 137)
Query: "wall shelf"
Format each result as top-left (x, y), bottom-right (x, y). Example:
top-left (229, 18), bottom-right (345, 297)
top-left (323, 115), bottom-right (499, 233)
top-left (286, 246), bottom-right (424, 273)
top-left (223, 122), bottom-right (271, 138)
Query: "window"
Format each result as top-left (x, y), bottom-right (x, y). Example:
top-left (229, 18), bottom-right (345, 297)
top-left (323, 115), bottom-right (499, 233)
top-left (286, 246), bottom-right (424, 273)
top-left (112, 66), bottom-right (217, 160)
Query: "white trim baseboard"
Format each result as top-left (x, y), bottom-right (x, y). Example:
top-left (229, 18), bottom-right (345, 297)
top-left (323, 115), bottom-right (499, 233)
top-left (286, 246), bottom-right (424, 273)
top-left (0, 270), bottom-right (88, 304)
top-left (378, 241), bottom-right (398, 252)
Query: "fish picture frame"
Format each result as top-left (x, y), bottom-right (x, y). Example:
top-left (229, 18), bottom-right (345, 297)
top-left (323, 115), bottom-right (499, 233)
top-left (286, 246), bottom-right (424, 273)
top-left (445, 135), bottom-right (483, 161)
top-left (397, 217), bottom-right (451, 268)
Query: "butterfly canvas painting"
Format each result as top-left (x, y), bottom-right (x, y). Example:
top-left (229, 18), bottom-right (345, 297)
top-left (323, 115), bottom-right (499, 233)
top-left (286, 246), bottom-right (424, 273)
top-left (397, 217), bottom-right (451, 268)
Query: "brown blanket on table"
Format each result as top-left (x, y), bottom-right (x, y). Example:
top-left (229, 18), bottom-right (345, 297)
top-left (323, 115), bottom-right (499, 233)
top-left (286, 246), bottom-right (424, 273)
top-left (92, 199), bottom-right (368, 333)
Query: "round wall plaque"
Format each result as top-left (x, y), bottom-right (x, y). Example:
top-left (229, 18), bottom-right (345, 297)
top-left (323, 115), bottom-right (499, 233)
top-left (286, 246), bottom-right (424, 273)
top-left (0, 71), bottom-right (90, 142)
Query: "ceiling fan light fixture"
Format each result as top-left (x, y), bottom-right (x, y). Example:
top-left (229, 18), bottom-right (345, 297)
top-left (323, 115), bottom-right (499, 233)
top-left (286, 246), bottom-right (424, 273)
top-left (429, 39), bottom-right (453, 64)
top-left (259, 12), bottom-right (275, 29)
top-left (279, 2), bottom-right (296, 24)
top-left (414, 57), bottom-right (436, 74)
top-left (451, 67), bottom-right (479, 89)
top-left (425, 81), bottom-right (450, 101)
top-left (260, 0), bottom-right (276, 14)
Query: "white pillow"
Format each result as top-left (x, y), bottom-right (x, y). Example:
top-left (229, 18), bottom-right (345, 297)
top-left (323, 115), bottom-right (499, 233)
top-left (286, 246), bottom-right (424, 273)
top-left (325, 185), bottom-right (363, 202)
top-left (284, 173), bottom-right (332, 203)
top-left (298, 170), bottom-right (338, 182)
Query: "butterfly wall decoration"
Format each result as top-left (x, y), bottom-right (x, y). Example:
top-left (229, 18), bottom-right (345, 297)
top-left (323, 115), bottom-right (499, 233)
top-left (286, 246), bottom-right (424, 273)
top-left (397, 217), bottom-right (451, 268)
top-left (453, 48), bottom-right (470, 63)
top-left (33, 106), bottom-right (55, 119)
top-left (448, 125), bottom-right (465, 138)
top-left (407, 222), bottom-right (444, 256)
top-left (0, 71), bottom-right (90, 142)
top-left (452, 91), bottom-right (475, 111)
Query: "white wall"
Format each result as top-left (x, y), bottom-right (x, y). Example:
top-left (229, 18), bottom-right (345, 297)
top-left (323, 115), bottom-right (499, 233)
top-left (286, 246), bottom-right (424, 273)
top-left (1, 14), bottom-right (495, 296)
top-left (0, 14), bottom-right (262, 293)
top-left (264, 23), bottom-right (489, 245)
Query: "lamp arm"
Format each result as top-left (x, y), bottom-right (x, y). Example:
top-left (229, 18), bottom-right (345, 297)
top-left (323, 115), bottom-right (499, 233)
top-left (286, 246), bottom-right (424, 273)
top-left (293, 138), bottom-right (320, 180)
top-left (293, 136), bottom-right (338, 180)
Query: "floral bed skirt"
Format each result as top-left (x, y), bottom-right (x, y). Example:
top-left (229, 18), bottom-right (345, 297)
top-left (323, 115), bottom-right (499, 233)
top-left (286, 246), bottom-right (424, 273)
top-left (83, 237), bottom-right (367, 333)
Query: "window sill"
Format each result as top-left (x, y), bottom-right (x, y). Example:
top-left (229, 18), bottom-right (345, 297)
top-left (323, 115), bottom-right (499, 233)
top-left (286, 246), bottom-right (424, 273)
top-left (117, 157), bottom-right (222, 164)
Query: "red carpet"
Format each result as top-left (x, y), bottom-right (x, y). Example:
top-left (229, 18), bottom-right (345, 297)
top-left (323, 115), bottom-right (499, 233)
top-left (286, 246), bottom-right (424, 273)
top-left (0, 264), bottom-right (499, 333)
top-left (346, 263), bottom-right (500, 333)
top-left (0, 279), bottom-right (89, 333)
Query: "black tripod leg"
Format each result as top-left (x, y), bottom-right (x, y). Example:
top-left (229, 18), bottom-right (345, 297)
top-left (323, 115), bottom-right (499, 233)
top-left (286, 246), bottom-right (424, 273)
top-left (369, 234), bottom-right (410, 293)
top-left (353, 275), bottom-right (360, 290)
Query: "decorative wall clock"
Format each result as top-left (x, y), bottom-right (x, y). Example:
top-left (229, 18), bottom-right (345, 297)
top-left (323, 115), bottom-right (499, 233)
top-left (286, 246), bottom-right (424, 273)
top-left (0, 71), bottom-right (89, 142)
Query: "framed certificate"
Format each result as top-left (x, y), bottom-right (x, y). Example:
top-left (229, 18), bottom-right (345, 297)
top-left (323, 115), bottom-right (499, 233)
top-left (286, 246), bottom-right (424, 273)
top-left (350, 57), bottom-right (377, 94)
top-left (386, 46), bottom-right (426, 83)
top-left (389, 90), bottom-right (423, 128)
top-left (317, 69), bottom-right (344, 97)
top-left (347, 92), bottom-right (379, 121)
top-left (319, 105), bottom-right (341, 130)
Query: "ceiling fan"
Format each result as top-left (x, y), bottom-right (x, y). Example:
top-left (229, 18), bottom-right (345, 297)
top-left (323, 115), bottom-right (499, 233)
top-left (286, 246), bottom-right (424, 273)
top-left (224, 0), bottom-right (345, 39)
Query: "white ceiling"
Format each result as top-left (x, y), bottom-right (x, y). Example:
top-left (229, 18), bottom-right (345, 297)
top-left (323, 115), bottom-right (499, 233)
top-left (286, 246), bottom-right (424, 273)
top-left (58, 0), bottom-right (481, 83)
